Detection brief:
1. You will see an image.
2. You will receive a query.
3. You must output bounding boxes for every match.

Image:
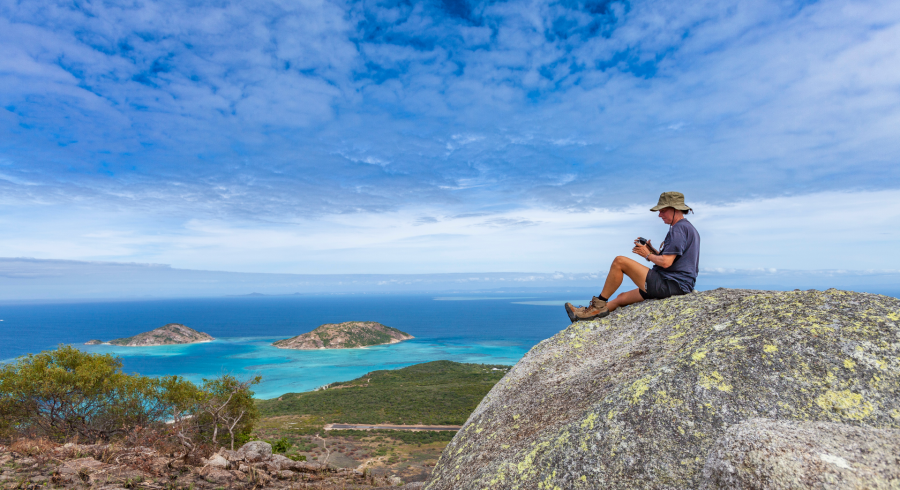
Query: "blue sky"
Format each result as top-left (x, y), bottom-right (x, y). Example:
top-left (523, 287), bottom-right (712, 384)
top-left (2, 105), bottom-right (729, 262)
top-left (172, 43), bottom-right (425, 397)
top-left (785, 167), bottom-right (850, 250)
top-left (1, 0), bottom-right (899, 284)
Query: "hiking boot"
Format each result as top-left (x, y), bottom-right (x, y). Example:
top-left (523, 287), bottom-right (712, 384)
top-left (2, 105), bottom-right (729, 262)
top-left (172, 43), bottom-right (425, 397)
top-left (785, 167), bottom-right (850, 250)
top-left (564, 303), bottom-right (585, 323)
top-left (572, 296), bottom-right (609, 321)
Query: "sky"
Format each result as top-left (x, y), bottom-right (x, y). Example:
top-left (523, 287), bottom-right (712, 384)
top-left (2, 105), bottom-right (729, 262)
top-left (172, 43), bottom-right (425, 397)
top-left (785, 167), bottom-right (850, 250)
top-left (1, 0), bottom-right (899, 296)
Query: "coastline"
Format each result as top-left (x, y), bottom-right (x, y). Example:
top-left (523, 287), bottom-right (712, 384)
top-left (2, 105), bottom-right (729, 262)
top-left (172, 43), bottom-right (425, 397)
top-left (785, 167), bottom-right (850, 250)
top-left (272, 336), bottom-right (410, 351)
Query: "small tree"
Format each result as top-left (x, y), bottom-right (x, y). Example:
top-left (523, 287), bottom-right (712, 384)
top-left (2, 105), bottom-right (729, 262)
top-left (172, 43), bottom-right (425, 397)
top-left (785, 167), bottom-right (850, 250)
top-left (149, 374), bottom-right (205, 454)
top-left (199, 374), bottom-right (261, 449)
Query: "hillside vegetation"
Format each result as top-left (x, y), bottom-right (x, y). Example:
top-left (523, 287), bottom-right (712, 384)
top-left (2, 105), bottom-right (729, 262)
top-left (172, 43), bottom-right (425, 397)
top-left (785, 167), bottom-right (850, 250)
top-left (257, 360), bottom-right (510, 425)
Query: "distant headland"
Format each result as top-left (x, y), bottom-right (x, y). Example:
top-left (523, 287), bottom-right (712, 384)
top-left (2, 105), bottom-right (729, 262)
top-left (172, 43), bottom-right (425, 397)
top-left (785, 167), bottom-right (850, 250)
top-left (84, 323), bottom-right (214, 346)
top-left (272, 321), bottom-right (413, 350)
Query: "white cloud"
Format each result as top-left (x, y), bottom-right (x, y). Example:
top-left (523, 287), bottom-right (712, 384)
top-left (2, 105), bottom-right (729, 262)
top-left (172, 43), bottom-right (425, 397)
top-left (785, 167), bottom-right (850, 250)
top-left (0, 0), bottom-right (897, 220)
top-left (0, 190), bottom-right (896, 275)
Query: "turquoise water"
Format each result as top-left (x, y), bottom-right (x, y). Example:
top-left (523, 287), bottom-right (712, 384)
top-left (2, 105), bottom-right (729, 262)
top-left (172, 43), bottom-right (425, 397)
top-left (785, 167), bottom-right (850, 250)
top-left (77, 337), bottom-right (529, 399)
top-left (0, 294), bottom-right (582, 399)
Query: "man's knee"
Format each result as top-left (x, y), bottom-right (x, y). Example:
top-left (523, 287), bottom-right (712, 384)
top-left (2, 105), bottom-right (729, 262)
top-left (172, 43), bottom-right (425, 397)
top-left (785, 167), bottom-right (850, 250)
top-left (613, 255), bottom-right (629, 266)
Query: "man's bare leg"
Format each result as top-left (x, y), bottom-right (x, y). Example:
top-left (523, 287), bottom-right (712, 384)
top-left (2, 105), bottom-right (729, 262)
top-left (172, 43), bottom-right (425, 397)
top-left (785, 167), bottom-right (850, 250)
top-left (566, 256), bottom-right (651, 322)
top-left (607, 288), bottom-right (644, 312)
top-left (600, 256), bottom-right (650, 310)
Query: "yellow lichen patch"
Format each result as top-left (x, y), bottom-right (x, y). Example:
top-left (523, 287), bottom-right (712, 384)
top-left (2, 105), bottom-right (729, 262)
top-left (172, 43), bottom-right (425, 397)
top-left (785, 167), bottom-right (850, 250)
top-left (691, 349), bottom-right (708, 362)
top-left (654, 390), bottom-right (685, 409)
top-left (815, 390), bottom-right (874, 421)
top-left (581, 412), bottom-right (598, 430)
top-left (843, 359), bottom-right (856, 371)
top-left (725, 337), bottom-right (748, 350)
top-left (805, 322), bottom-right (836, 336)
top-left (538, 470), bottom-right (560, 490)
top-left (763, 344), bottom-right (778, 353)
top-left (516, 440), bottom-right (550, 477)
top-left (698, 371), bottom-right (733, 392)
top-left (629, 376), bottom-right (651, 404)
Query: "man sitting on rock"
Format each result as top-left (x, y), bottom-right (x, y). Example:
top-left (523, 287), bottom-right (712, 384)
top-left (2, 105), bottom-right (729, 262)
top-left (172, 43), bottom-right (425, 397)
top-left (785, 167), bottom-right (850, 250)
top-left (565, 191), bottom-right (700, 322)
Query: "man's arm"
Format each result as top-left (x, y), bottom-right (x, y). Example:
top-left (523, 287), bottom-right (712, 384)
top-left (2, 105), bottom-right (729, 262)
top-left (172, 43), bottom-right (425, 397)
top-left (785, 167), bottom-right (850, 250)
top-left (632, 243), bottom-right (676, 268)
top-left (647, 253), bottom-right (676, 268)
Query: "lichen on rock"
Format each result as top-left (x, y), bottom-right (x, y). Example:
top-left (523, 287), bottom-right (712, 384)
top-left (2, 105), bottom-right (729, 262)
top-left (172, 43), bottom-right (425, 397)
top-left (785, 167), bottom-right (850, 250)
top-left (425, 288), bottom-right (900, 490)
top-left (701, 418), bottom-right (900, 489)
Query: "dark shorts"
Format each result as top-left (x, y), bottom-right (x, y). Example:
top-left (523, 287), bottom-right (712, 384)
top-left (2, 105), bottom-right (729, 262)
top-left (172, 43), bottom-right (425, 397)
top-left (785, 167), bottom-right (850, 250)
top-left (640, 268), bottom-right (689, 300)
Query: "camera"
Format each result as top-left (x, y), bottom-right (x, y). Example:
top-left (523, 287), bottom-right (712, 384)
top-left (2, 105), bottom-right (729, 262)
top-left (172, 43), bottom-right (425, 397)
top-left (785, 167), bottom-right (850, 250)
top-left (636, 237), bottom-right (659, 255)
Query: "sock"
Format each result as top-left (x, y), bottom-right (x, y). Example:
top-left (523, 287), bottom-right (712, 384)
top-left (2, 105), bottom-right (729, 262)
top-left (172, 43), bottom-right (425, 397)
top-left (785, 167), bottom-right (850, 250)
top-left (598, 295), bottom-right (608, 302)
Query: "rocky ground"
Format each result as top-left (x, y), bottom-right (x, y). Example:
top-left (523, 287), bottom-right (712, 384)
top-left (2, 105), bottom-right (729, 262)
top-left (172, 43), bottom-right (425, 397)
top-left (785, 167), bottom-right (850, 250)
top-left (251, 416), bottom-right (445, 484)
top-left (0, 439), bottom-right (424, 490)
top-left (427, 288), bottom-right (900, 489)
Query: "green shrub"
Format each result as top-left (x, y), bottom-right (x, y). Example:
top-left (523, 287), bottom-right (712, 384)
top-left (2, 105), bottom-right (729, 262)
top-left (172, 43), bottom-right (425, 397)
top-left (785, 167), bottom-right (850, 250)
top-left (0, 345), bottom-right (197, 442)
top-left (199, 374), bottom-right (261, 449)
top-left (271, 437), bottom-right (291, 454)
top-left (0, 345), bottom-right (260, 451)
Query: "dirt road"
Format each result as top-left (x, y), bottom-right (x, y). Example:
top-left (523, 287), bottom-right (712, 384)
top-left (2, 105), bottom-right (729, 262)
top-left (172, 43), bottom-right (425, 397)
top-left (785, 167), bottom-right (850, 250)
top-left (324, 423), bottom-right (461, 431)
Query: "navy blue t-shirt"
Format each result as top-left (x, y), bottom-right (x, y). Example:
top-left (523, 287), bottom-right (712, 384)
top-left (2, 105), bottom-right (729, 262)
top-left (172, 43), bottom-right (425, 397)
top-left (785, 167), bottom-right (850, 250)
top-left (653, 219), bottom-right (700, 293)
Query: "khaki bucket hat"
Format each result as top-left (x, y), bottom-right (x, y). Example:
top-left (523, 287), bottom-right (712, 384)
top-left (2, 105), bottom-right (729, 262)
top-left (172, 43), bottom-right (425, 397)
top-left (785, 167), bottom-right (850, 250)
top-left (650, 191), bottom-right (692, 212)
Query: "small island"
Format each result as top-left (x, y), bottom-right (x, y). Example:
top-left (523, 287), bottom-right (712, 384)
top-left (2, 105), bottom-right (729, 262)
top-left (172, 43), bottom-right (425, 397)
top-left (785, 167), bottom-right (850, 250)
top-left (273, 321), bottom-right (413, 350)
top-left (85, 323), bottom-right (214, 346)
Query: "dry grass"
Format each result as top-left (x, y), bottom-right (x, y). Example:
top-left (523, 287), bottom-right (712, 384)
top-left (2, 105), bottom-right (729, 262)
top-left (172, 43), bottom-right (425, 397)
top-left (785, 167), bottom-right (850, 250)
top-left (9, 437), bottom-right (58, 457)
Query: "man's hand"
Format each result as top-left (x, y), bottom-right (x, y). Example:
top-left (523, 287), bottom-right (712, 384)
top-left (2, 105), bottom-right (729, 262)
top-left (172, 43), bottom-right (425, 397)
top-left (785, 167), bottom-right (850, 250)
top-left (632, 239), bottom-right (651, 259)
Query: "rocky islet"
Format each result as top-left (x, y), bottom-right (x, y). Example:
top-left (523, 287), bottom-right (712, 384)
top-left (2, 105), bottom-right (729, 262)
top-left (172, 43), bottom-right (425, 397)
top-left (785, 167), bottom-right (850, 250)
top-left (273, 321), bottom-right (414, 350)
top-left (84, 323), bottom-right (214, 346)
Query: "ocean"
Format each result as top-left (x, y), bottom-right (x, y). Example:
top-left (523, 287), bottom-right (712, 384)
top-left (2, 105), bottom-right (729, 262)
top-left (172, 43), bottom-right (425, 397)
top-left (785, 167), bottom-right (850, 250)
top-left (0, 294), bottom-right (587, 399)
top-left (4, 286), bottom-right (897, 399)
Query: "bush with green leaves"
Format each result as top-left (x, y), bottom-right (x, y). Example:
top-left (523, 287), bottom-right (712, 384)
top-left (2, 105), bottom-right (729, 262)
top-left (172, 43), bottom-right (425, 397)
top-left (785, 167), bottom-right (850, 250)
top-left (197, 374), bottom-right (261, 450)
top-left (271, 437), bottom-right (291, 454)
top-left (0, 345), bottom-right (260, 451)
